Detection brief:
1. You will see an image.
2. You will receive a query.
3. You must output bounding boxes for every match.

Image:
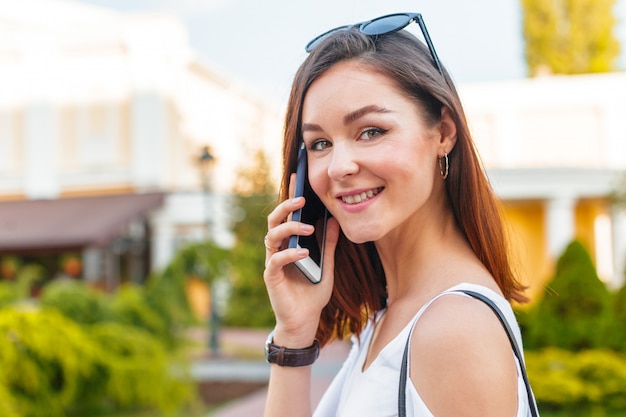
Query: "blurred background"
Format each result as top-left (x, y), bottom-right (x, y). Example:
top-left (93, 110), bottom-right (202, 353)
top-left (1, 0), bottom-right (626, 416)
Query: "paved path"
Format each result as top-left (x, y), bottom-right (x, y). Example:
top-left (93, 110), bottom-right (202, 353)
top-left (192, 328), bottom-right (351, 417)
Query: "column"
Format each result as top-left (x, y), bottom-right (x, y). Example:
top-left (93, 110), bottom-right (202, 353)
top-left (611, 205), bottom-right (626, 288)
top-left (545, 196), bottom-right (577, 259)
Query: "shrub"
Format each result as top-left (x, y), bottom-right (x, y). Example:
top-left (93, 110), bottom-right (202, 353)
top-left (75, 322), bottom-right (193, 415)
top-left (524, 240), bottom-right (613, 351)
top-left (607, 283), bottom-right (626, 353)
top-left (224, 240), bottom-right (274, 327)
top-left (39, 279), bottom-right (112, 325)
top-left (0, 281), bottom-right (24, 308)
top-left (526, 348), bottom-right (626, 412)
top-left (0, 306), bottom-right (194, 416)
top-left (108, 284), bottom-right (173, 348)
top-left (0, 307), bottom-right (100, 417)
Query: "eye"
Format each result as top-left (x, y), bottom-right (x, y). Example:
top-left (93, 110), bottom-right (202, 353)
top-left (358, 128), bottom-right (387, 141)
top-left (310, 139), bottom-right (332, 151)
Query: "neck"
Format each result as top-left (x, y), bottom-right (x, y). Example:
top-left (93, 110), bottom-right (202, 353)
top-left (375, 207), bottom-right (473, 305)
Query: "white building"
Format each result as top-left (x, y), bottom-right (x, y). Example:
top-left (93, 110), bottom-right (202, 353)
top-left (461, 73), bottom-right (626, 291)
top-left (0, 0), bottom-right (283, 288)
top-left (1, 0), bottom-right (624, 296)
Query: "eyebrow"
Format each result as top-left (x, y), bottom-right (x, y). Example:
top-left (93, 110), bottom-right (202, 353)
top-left (301, 105), bottom-right (392, 133)
top-left (343, 105), bottom-right (391, 125)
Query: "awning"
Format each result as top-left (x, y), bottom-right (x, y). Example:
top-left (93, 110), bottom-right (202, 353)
top-left (0, 192), bottom-right (165, 252)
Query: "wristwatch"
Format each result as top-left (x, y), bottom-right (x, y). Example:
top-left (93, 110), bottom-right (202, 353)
top-left (265, 330), bottom-right (320, 367)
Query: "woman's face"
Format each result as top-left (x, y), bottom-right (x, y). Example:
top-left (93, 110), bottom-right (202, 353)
top-left (301, 60), bottom-right (454, 244)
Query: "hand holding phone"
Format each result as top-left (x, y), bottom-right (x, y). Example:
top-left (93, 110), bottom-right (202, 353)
top-left (288, 141), bottom-right (328, 284)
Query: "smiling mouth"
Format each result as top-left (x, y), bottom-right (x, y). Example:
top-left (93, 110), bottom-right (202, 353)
top-left (340, 187), bottom-right (383, 205)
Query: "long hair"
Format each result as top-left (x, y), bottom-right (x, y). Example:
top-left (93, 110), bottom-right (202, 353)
top-left (280, 29), bottom-right (527, 346)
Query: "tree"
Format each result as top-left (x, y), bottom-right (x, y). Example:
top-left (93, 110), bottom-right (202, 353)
top-left (523, 240), bottom-right (613, 350)
top-left (224, 148), bottom-right (278, 327)
top-left (521, 0), bottom-right (620, 76)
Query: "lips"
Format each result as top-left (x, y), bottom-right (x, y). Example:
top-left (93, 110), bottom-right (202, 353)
top-left (340, 187), bottom-right (383, 205)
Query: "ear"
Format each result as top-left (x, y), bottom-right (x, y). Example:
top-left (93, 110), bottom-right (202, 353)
top-left (438, 107), bottom-right (457, 155)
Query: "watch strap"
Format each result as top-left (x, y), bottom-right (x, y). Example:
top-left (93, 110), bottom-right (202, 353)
top-left (265, 330), bottom-right (320, 367)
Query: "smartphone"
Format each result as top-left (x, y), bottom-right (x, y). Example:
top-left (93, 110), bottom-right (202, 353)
top-left (288, 141), bottom-right (328, 284)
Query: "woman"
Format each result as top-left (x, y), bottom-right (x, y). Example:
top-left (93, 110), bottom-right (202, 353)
top-left (262, 13), bottom-right (536, 417)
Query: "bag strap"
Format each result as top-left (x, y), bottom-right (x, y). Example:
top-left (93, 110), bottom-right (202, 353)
top-left (398, 289), bottom-right (539, 417)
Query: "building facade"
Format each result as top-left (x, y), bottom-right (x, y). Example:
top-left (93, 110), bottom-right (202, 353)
top-left (0, 0), bottom-right (283, 288)
top-left (1, 0), bottom-right (624, 297)
top-left (461, 73), bottom-right (626, 293)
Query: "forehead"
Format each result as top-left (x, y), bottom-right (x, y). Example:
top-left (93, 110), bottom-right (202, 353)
top-left (302, 60), bottom-right (410, 118)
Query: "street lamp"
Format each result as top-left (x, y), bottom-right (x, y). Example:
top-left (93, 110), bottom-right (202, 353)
top-left (197, 145), bottom-right (220, 356)
top-left (198, 145), bottom-right (215, 239)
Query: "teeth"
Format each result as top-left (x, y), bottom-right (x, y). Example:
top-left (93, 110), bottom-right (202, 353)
top-left (341, 188), bottom-right (381, 205)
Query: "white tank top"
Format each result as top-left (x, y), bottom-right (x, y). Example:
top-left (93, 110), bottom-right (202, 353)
top-left (313, 283), bottom-right (531, 417)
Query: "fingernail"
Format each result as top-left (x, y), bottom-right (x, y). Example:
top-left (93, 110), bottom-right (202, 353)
top-left (301, 224), bottom-right (314, 232)
top-left (292, 197), bottom-right (303, 204)
top-left (296, 248), bottom-right (308, 256)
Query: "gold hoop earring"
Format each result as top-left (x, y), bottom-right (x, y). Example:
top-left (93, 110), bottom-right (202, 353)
top-left (439, 153), bottom-right (449, 180)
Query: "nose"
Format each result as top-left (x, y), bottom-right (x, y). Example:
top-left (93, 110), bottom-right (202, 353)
top-left (327, 142), bottom-right (359, 180)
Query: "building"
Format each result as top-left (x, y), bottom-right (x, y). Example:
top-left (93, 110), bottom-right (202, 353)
top-left (461, 73), bottom-right (626, 294)
top-left (0, 0), bottom-right (283, 289)
top-left (1, 0), bottom-right (624, 297)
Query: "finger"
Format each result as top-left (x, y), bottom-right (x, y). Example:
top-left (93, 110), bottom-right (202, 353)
top-left (264, 221), bottom-right (314, 262)
top-left (264, 246), bottom-right (309, 281)
top-left (267, 195), bottom-right (305, 230)
top-left (264, 235), bottom-right (280, 253)
top-left (288, 172), bottom-right (296, 199)
top-left (287, 172), bottom-right (297, 222)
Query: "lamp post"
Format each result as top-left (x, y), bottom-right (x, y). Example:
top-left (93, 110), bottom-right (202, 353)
top-left (197, 145), bottom-right (219, 356)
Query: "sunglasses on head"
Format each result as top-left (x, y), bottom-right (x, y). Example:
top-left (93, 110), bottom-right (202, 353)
top-left (305, 12), bottom-right (444, 78)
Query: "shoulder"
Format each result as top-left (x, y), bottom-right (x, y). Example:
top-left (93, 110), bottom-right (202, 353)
top-left (409, 292), bottom-right (519, 416)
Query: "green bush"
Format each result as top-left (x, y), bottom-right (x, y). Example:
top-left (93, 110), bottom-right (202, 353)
top-left (78, 322), bottom-right (193, 415)
top-left (0, 281), bottom-right (24, 308)
top-left (39, 279), bottom-right (112, 324)
top-left (109, 284), bottom-right (172, 347)
top-left (0, 307), bottom-right (101, 416)
top-left (0, 306), bottom-right (194, 417)
top-left (526, 348), bottom-right (626, 412)
top-left (223, 240), bottom-right (274, 327)
top-left (607, 284), bottom-right (626, 353)
top-left (524, 240), bottom-right (613, 351)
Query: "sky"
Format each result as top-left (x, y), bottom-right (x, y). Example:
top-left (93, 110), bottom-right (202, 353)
top-left (71, 0), bottom-right (626, 102)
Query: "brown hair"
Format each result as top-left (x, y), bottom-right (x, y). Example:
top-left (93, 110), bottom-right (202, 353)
top-left (280, 29), bottom-right (527, 346)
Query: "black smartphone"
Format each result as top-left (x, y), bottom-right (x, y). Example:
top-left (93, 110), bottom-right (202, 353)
top-left (288, 141), bottom-right (328, 284)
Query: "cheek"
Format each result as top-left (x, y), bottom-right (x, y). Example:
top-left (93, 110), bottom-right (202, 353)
top-left (307, 162), bottom-right (327, 199)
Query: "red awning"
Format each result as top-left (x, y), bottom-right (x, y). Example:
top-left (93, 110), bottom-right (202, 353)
top-left (0, 193), bottom-right (164, 252)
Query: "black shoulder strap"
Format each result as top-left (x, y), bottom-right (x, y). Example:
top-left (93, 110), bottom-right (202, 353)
top-left (398, 289), bottom-right (539, 417)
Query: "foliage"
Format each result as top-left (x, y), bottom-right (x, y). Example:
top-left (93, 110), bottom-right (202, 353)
top-left (0, 306), bottom-right (194, 417)
top-left (39, 278), bottom-right (112, 325)
top-left (0, 307), bottom-right (101, 416)
top-left (39, 279), bottom-right (177, 348)
top-left (79, 322), bottom-right (193, 415)
top-left (145, 241), bottom-right (230, 331)
top-left (0, 281), bottom-right (26, 308)
top-left (606, 283), bottom-right (626, 353)
top-left (521, 0), bottom-right (620, 75)
top-left (526, 348), bottom-right (626, 412)
top-left (225, 148), bottom-right (277, 327)
top-left (523, 240), bottom-right (613, 350)
top-left (109, 284), bottom-right (172, 347)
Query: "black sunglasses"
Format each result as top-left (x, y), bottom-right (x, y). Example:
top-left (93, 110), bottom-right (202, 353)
top-left (305, 12), bottom-right (444, 78)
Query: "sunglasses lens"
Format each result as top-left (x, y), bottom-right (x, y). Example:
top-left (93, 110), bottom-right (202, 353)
top-left (360, 14), bottom-right (412, 36)
top-left (305, 25), bottom-right (351, 52)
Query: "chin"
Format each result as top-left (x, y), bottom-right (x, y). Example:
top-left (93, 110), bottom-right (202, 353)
top-left (341, 228), bottom-right (380, 244)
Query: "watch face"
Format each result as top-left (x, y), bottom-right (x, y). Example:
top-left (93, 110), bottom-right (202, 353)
top-left (265, 330), bottom-right (275, 363)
